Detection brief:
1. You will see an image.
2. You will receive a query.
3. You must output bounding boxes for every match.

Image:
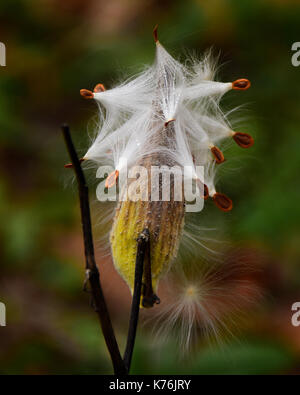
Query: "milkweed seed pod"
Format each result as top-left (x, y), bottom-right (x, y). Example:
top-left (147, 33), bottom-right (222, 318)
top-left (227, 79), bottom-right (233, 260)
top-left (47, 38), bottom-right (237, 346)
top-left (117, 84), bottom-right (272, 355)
top-left (81, 26), bottom-right (254, 309)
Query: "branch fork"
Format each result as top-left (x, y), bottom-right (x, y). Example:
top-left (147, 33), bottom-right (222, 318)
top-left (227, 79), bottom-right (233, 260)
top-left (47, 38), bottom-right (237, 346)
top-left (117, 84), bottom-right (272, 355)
top-left (62, 125), bottom-right (158, 375)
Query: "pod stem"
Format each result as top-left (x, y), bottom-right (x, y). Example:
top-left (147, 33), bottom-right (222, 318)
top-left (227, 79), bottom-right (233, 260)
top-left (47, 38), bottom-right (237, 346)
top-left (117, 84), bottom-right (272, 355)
top-left (142, 235), bottom-right (160, 308)
top-left (123, 228), bottom-right (150, 371)
top-left (62, 124), bottom-right (127, 375)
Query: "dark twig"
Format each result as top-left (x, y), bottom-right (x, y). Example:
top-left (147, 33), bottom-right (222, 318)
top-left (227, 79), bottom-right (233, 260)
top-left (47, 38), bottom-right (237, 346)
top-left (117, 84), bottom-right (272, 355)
top-left (123, 228), bottom-right (150, 371)
top-left (142, 236), bottom-right (160, 308)
top-left (61, 124), bottom-right (127, 375)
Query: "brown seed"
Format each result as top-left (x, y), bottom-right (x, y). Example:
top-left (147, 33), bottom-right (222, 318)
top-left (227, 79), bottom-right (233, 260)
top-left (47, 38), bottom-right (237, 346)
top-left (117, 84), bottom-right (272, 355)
top-left (212, 192), bottom-right (233, 212)
top-left (64, 158), bottom-right (85, 168)
top-left (153, 24), bottom-right (159, 43)
top-left (105, 170), bottom-right (119, 188)
top-left (80, 89), bottom-right (94, 99)
top-left (211, 146), bottom-right (225, 164)
top-left (233, 132), bottom-right (254, 148)
top-left (203, 184), bottom-right (209, 200)
top-left (164, 118), bottom-right (175, 127)
top-left (196, 180), bottom-right (209, 200)
top-left (94, 83), bottom-right (106, 93)
top-left (232, 79), bottom-right (251, 90)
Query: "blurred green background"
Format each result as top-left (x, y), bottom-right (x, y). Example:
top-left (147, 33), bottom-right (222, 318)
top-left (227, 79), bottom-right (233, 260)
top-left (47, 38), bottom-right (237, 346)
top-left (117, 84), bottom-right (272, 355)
top-left (1, 0), bottom-right (300, 375)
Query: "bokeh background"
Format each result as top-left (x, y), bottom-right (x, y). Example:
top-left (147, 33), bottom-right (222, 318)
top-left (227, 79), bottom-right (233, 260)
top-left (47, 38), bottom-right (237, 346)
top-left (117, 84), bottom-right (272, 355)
top-left (1, 0), bottom-right (300, 375)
